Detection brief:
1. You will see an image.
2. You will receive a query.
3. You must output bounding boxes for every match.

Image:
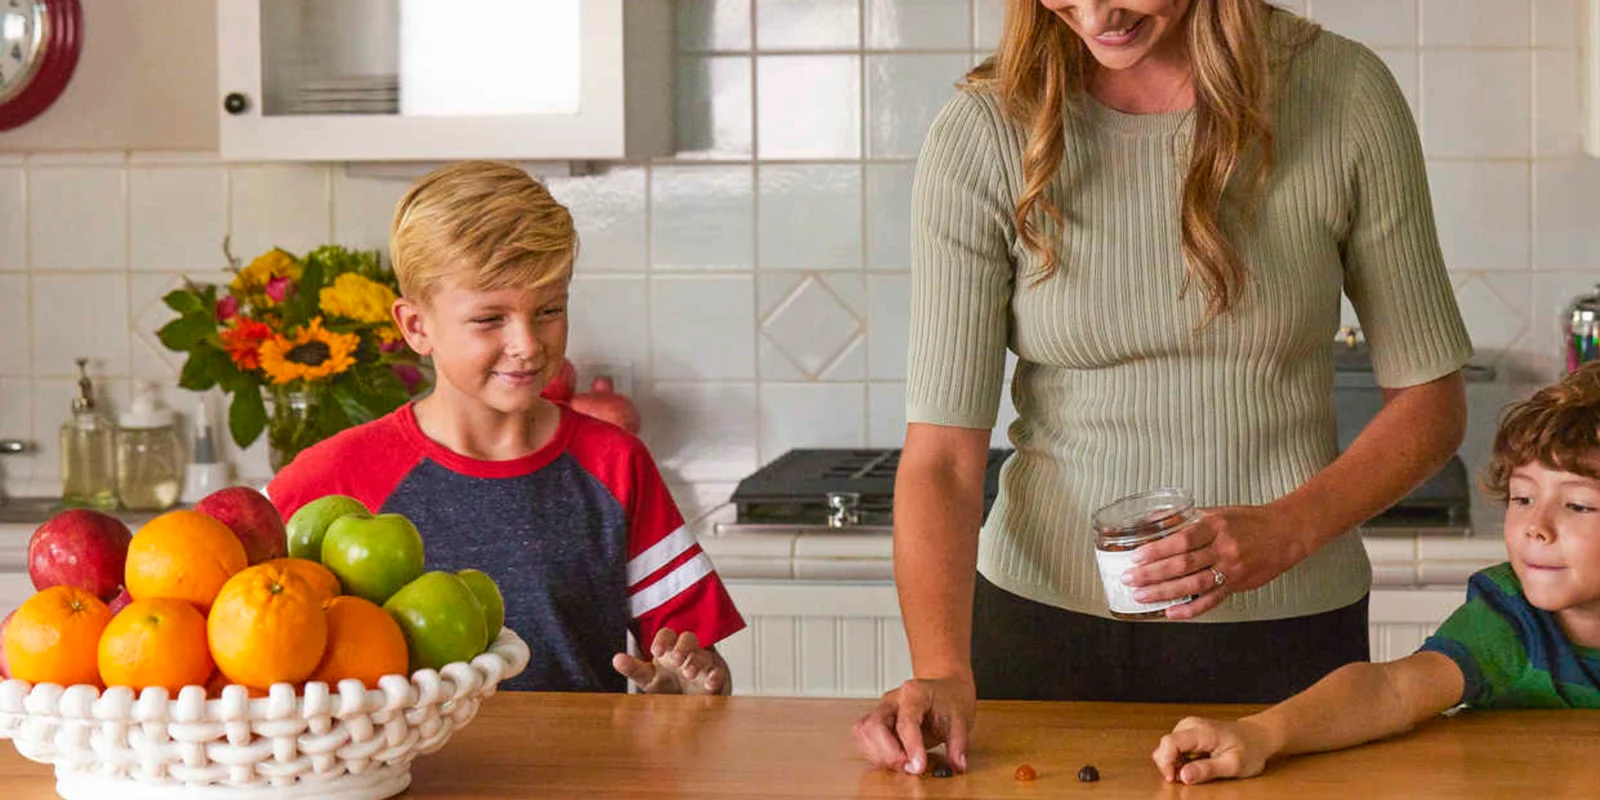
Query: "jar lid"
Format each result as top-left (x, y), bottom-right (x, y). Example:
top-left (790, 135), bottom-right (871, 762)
top-left (120, 383), bottom-right (175, 429)
top-left (1093, 487), bottom-right (1194, 537)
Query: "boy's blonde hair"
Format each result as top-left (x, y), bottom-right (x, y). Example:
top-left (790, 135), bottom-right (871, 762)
top-left (390, 160), bottom-right (577, 303)
top-left (1485, 361), bottom-right (1600, 501)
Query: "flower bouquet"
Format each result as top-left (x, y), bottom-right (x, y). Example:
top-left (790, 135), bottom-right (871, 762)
top-left (158, 244), bottom-right (430, 471)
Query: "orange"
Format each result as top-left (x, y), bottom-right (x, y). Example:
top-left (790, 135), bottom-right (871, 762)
top-left (98, 598), bottom-right (213, 693)
top-left (207, 562), bottom-right (328, 690)
top-left (306, 596), bottom-right (410, 690)
top-left (4, 586), bottom-right (112, 687)
top-left (262, 558), bottom-right (340, 603)
top-left (125, 510), bottom-right (248, 613)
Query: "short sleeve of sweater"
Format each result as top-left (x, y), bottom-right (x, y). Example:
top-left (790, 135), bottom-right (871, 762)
top-left (1338, 44), bottom-right (1474, 387)
top-left (904, 90), bottom-right (1017, 430)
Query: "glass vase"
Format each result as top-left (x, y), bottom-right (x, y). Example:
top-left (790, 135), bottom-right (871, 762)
top-left (265, 385), bottom-right (320, 473)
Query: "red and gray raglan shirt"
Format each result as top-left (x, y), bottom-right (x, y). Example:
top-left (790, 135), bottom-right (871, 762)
top-left (266, 403), bottom-right (745, 692)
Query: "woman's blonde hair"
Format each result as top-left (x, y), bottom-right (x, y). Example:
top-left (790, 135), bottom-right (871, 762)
top-left (967, 0), bottom-right (1286, 318)
top-left (390, 160), bottom-right (578, 303)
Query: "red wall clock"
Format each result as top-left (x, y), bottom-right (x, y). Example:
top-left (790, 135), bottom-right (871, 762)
top-left (0, 0), bottom-right (81, 132)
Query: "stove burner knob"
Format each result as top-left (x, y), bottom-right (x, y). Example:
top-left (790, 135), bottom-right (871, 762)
top-left (826, 491), bottom-right (862, 528)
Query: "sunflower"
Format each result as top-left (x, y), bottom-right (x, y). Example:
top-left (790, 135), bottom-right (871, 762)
top-left (319, 272), bottom-right (397, 324)
top-left (258, 318), bottom-right (360, 385)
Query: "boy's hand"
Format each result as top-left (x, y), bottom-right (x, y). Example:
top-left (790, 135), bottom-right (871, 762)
top-left (612, 629), bottom-right (730, 695)
top-left (1151, 716), bottom-right (1274, 784)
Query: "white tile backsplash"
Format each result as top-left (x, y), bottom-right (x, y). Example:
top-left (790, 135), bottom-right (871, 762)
top-left (0, 2), bottom-right (1590, 490)
top-left (28, 167), bottom-right (128, 272)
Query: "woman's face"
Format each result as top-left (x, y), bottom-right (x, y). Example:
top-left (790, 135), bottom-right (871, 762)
top-left (1037, 0), bottom-right (1194, 72)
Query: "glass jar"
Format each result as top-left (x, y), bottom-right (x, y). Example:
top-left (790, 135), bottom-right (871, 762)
top-left (1092, 488), bottom-right (1202, 621)
top-left (266, 386), bottom-right (319, 473)
top-left (116, 384), bottom-right (184, 511)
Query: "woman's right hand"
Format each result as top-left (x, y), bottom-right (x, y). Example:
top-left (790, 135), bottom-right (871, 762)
top-left (851, 676), bottom-right (976, 774)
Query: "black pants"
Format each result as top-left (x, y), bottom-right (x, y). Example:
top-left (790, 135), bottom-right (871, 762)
top-left (972, 574), bottom-right (1369, 703)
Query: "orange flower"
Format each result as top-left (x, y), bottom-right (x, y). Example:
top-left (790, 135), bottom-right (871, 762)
top-left (220, 319), bottom-right (274, 371)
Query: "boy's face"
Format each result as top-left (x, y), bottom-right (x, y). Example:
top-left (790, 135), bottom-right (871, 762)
top-left (1503, 462), bottom-right (1600, 619)
top-left (395, 276), bottom-right (569, 417)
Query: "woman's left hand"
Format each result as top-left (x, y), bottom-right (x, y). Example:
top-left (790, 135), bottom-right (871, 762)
top-left (1120, 505), bottom-right (1312, 620)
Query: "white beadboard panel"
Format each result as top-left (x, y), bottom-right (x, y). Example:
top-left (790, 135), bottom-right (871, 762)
top-left (867, 273), bottom-right (911, 380)
top-left (650, 165), bottom-right (756, 270)
top-left (31, 275), bottom-right (129, 376)
top-left (28, 167), bottom-right (128, 272)
top-left (1419, 52), bottom-right (1532, 158)
top-left (867, 382), bottom-right (907, 448)
top-left (866, 54), bottom-right (970, 158)
top-left (0, 169), bottom-right (26, 271)
top-left (865, 164), bottom-right (915, 270)
top-left (129, 167), bottom-right (229, 272)
top-left (1311, 0), bottom-right (1417, 48)
top-left (1426, 162), bottom-right (1530, 270)
top-left (718, 626), bottom-right (757, 694)
top-left (547, 167), bottom-right (649, 273)
top-left (840, 618), bottom-right (881, 696)
top-left (1419, 0), bottom-right (1531, 47)
top-left (650, 275), bottom-right (756, 380)
top-left (880, 620), bottom-right (913, 689)
top-left (755, 616), bottom-right (799, 694)
top-left (1533, 0), bottom-right (1583, 48)
top-left (756, 0), bottom-right (860, 50)
top-left (675, 56), bottom-right (755, 160)
top-left (974, 0), bottom-right (1003, 50)
top-left (1374, 49), bottom-right (1420, 118)
top-left (759, 383), bottom-right (867, 460)
top-left (0, 275), bottom-right (28, 375)
top-left (800, 617), bottom-right (840, 695)
top-left (762, 275), bottom-right (863, 376)
top-left (678, 0), bottom-right (753, 52)
top-left (642, 382), bottom-right (760, 482)
top-left (756, 56), bottom-right (862, 160)
top-left (1534, 50), bottom-right (1585, 157)
top-left (1452, 277), bottom-right (1527, 355)
top-left (331, 169), bottom-right (410, 256)
top-left (567, 275), bottom-right (651, 374)
top-left (0, 378), bottom-right (36, 480)
top-left (228, 166), bottom-right (333, 259)
top-left (866, 0), bottom-right (971, 50)
top-left (1532, 160), bottom-right (1600, 269)
top-left (758, 164), bottom-right (862, 269)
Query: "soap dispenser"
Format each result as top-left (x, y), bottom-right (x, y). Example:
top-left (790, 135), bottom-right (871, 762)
top-left (116, 382), bottom-right (184, 511)
top-left (60, 357), bottom-right (118, 510)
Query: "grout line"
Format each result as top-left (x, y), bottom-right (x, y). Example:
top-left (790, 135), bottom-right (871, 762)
top-left (750, 0), bottom-right (765, 465)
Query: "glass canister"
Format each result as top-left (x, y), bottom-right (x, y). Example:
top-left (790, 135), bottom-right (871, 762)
top-left (116, 383), bottom-right (185, 511)
top-left (1565, 284), bottom-right (1600, 373)
top-left (1092, 488), bottom-right (1202, 621)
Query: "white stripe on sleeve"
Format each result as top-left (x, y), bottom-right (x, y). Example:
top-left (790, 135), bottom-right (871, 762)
top-left (629, 552), bottom-right (713, 618)
top-left (626, 524), bottom-right (696, 586)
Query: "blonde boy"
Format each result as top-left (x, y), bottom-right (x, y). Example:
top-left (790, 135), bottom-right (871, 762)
top-left (1152, 360), bottom-right (1600, 783)
top-left (269, 161), bottom-right (745, 694)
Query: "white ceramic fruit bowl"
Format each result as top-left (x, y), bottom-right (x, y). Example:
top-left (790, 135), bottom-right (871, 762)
top-left (0, 627), bottom-right (529, 800)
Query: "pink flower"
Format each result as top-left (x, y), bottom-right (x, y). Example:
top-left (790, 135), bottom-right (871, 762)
top-left (264, 276), bottom-right (293, 304)
top-left (391, 364), bottom-right (424, 394)
top-left (381, 337), bottom-right (405, 354)
top-left (215, 295), bottom-right (239, 322)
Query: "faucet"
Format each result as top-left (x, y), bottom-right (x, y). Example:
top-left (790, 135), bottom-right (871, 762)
top-left (0, 438), bottom-right (28, 506)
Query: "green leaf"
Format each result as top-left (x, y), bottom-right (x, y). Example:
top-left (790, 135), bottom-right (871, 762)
top-left (177, 345), bottom-right (230, 391)
top-left (329, 383), bottom-right (375, 425)
top-left (351, 364), bottom-right (409, 414)
top-left (162, 289), bottom-right (206, 316)
top-left (228, 387), bottom-right (268, 449)
top-left (316, 387), bottom-right (355, 431)
top-left (157, 313), bottom-right (218, 352)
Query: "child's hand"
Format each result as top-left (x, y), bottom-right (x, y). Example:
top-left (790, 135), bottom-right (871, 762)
top-left (1151, 716), bottom-right (1273, 784)
top-left (612, 629), bottom-right (730, 695)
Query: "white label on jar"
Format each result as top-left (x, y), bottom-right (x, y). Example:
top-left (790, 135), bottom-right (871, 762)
top-left (1094, 547), bottom-right (1194, 616)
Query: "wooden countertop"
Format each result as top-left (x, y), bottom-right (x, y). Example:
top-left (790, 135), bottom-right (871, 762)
top-left (2, 693), bottom-right (1596, 798)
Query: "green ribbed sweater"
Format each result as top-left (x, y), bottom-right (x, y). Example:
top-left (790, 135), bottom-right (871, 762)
top-left (905, 15), bottom-right (1473, 622)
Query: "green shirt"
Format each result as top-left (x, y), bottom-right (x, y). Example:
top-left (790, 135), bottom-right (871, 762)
top-left (1421, 563), bottom-right (1600, 709)
top-left (906, 13), bottom-right (1473, 621)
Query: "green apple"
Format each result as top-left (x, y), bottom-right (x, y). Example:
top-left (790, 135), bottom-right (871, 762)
top-left (320, 513), bottom-right (425, 605)
top-left (383, 572), bottom-right (489, 671)
top-left (455, 569), bottom-right (505, 642)
top-left (286, 495), bottom-right (369, 561)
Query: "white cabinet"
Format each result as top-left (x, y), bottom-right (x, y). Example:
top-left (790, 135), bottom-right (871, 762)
top-left (216, 0), bottom-right (672, 161)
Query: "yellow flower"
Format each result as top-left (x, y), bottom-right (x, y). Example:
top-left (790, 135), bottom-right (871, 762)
top-left (257, 318), bottom-right (359, 385)
top-left (231, 248), bottom-right (302, 307)
top-left (319, 273), bottom-right (398, 324)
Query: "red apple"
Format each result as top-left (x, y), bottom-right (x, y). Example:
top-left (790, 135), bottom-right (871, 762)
top-left (541, 358), bottom-right (577, 404)
top-left (0, 609), bottom-right (14, 679)
top-left (107, 586), bottom-right (133, 614)
top-left (195, 487), bottom-right (288, 565)
top-left (28, 509), bottom-right (132, 600)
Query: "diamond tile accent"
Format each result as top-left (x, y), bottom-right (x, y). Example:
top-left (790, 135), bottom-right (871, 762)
top-left (1453, 276), bottom-right (1524, 354)
top-left (762, 276), bottom-right (862, 378)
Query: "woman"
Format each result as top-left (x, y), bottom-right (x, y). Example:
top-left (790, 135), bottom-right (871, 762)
top-left (851, 0), bottom-right (1471, 776)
